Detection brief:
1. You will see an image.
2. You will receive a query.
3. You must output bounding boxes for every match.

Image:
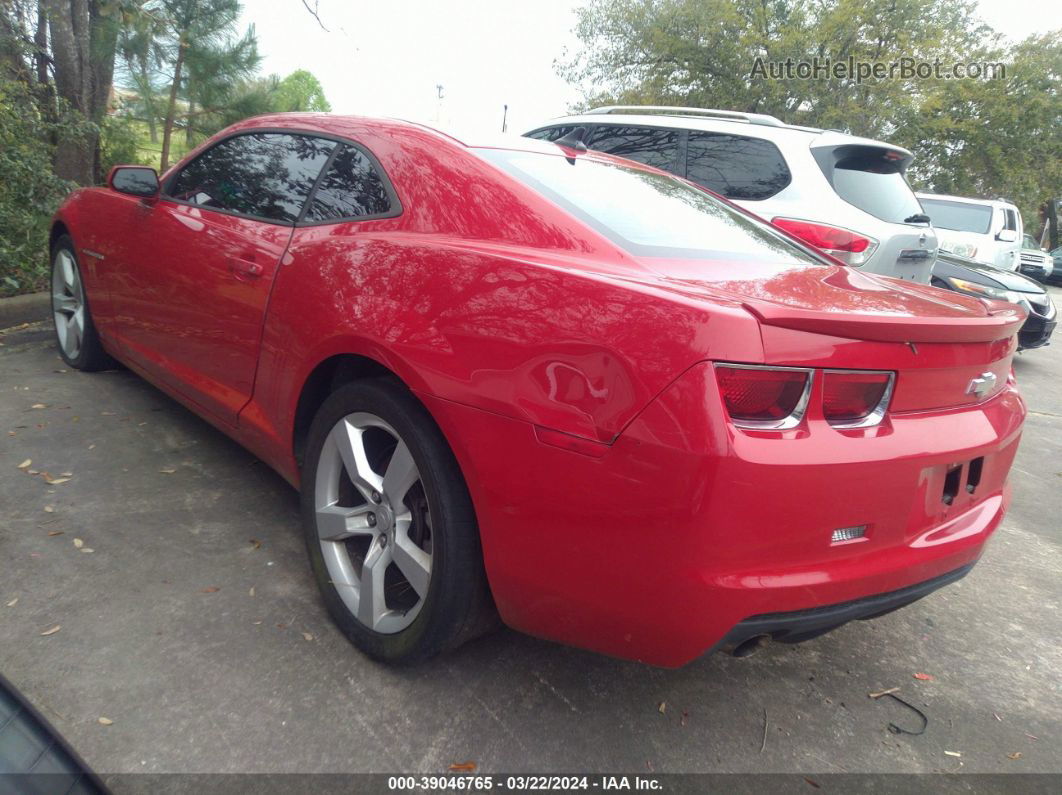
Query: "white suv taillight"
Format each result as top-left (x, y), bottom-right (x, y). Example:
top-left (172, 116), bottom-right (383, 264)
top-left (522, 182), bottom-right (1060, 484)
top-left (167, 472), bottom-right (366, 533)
top-left (772, 218), bottom-right (878, 265)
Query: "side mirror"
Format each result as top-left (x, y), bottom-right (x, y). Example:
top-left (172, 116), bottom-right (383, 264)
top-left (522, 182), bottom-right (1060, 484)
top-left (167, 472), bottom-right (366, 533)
top-left (108, 166), bottom-right (160, 201)
top-left (996, 229), bottom-right (1018, 243)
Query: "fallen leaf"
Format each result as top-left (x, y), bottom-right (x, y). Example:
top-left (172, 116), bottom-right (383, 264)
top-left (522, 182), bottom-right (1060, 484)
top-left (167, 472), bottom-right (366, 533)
top-left (1007, 752), bottom-right (1022, 760)
top-left (1025, 733), bottom-right (1039, 741)
top-left (73, 538), bottom-right (84, 549)
top-left (40, 625), bottom-right (61, 636)
top-left (944, 751), bottom-right (962, 758)
top-left (6, 598), bottom-right (17, 607)
top-left (44, 505), bottom-right (54, 513)
top-left (252, 621), bottom-right (262, 625)
top-left (80, 547), bottom-right (94, 554)
top-left (869, 687), bottom-right (900, 699)
top-left (448, 762), bottom-right (476, 772)
top-left (680, 710), bottom-right (689, 727)
top-left (17, 459), bottom-right (31, 469)
top-left (31, 403), bottom-right (46, 409)
top-left (200, 586), bottom-right (220, 593)
top-left (159, 468), bottom-right (176, 474)
top-left (302, 632), bottom-right (313, 642)
top-left (658, 701), bottom-right (667, 714)
top-left (913, 673), bottom-right (934, 681)
top-left (803, 778), bottom-right (821, 789)
top-left (27, 469), bottom-right (39, 475)
top-left (248, 587), bottom-right (255, 597)
top-left (44, 475), bottom-right (70, 485)
top-left (993, 713), bottom-right (1002, 721)
top-left (60, 472), bottom-right (72, 477)
top-left (249, 538), bottom-right (262, 549)
top-left (47, 531), bottom-right (64, 537)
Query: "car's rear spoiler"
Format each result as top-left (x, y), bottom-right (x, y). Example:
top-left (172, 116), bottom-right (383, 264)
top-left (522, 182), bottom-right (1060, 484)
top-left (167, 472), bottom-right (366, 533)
top-left (742, 299), bottom-right (1027, 343)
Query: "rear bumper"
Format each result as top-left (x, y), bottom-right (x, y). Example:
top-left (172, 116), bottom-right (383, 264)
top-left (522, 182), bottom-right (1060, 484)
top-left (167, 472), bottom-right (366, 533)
top-left (716, 563), bottom-right (974, 652)
top-left (423, 362), bottom-right (1025, 668)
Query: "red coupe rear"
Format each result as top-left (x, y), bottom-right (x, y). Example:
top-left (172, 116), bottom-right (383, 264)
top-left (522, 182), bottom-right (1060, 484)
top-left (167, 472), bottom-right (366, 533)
top-left (49, 114), bottom-right (1026, 666)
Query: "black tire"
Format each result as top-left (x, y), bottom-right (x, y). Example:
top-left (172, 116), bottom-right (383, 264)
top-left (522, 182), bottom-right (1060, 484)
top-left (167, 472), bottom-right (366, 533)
top-left (49, 235), bottom-right (116, 371)
top-left (300, 378), bottom-right (496, 663)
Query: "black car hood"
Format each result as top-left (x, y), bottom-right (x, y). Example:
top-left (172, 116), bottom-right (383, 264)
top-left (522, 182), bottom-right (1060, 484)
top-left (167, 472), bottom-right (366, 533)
top-left (933, 251), bottom-right (1046, 294)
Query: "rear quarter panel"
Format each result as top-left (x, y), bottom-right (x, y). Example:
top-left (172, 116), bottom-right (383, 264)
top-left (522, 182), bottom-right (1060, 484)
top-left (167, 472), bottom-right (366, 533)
top-left (240, 125), bottom-right (765, 482)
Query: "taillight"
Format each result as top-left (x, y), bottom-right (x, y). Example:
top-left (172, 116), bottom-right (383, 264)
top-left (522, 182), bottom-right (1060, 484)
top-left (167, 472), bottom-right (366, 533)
top-left (822, 370), bottom-right (894, 428)
top-left (772, 218), bottom-right (878, 266)
top-left (715, 365), bottom-right (812, 430)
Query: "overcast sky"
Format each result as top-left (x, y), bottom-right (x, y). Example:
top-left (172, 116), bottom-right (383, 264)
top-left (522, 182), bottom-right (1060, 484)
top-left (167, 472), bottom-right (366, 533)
top-left (240, 0), bottom-right (1049, 135)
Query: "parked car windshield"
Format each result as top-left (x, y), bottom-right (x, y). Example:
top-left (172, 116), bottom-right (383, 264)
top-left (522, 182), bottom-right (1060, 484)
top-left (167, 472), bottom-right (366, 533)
top-left (476, 148), bottom-right (827, 264)
top-left (919, 198), bottom-right (994, 234)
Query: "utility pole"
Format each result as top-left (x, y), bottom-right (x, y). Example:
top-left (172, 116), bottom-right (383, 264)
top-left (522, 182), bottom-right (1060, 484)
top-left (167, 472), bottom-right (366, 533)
top-left (502, 104), bottom-right (508, 133)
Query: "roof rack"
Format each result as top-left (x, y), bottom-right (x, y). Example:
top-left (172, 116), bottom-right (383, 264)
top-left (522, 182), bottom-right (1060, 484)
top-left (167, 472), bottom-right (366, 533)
top-left (584, 105), bottom-right (787, 127)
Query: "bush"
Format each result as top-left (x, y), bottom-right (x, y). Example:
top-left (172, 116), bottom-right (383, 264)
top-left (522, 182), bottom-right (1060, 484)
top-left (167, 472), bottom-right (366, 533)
top-left (100, 114), bottom-right (148, 176)
top-left (0, 80), bottom-right (78, 297)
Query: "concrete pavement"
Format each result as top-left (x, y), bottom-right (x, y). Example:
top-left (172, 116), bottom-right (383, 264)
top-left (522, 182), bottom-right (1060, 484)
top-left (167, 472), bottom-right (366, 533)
top-left (1, 293), bottom-right (1059, 778)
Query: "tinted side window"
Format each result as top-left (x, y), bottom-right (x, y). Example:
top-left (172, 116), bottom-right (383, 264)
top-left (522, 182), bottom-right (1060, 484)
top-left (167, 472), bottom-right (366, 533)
top-left (305, 145), bottom-right (393, 222)
top-left (587, 126), bottom-right (680, 174)
top-left (526, 126), bottom-right (576, 142)
top-left (168, 133), bottom-right (335, 222)
top-left (685, 132), bottom-right (791, 200)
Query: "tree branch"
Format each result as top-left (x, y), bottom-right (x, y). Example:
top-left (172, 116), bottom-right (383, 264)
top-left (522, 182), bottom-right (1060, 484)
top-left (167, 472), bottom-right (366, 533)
top-left (300, 0), bottom-right (329, 32)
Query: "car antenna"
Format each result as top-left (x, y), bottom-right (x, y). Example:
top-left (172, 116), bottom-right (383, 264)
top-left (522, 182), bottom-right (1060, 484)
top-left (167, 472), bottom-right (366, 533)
top-left (554, 126), bottom-right (588, 163)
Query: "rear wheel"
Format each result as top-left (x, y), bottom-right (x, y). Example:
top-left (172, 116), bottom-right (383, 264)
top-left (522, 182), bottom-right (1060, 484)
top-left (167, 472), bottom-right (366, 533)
top-left (50, 236), bottom-right (114, 371)
top-left (300, 379), bottom-right (495, 663)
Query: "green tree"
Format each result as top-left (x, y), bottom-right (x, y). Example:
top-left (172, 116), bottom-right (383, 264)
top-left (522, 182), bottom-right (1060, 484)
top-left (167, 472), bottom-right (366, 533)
top-left (898, 32), bottom-right (1062, 228)
top-left (153, 0), bottom-right (259, 170)
top-left (271, 68), bottom-right (330, 112)
top-left (560, 0), bottom-right (994, 138)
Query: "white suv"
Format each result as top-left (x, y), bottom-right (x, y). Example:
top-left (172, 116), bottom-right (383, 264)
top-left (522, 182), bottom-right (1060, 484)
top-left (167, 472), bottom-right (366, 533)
top-left (915, 192), bottom-right (1022, 272)
top-left (525, 106), bottom-right (938, 282)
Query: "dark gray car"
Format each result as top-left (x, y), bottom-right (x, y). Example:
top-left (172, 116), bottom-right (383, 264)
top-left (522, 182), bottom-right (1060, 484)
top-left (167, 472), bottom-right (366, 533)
top-left (932, 250), bottom-right (1057, 350)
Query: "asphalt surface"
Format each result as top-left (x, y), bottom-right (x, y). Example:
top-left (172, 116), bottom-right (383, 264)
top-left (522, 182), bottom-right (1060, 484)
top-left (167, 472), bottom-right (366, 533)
top-left (1, 291), bottom-right (1060, 781)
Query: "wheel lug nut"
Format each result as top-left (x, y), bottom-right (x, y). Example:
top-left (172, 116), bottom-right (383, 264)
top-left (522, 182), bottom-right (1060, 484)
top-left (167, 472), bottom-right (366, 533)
top-left (367, 513), bottom-right (377, 526)
top-left (371, 491), bottom-right (381, 503)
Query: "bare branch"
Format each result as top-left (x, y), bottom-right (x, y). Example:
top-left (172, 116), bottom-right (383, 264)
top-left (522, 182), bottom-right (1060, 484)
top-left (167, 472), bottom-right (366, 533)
top-left (300, 0), bottom-right (329, 32)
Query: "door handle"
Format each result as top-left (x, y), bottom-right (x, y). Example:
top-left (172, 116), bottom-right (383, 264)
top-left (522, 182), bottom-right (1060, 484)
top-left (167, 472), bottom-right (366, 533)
top-left (228, 257), bottom-right (263, 280)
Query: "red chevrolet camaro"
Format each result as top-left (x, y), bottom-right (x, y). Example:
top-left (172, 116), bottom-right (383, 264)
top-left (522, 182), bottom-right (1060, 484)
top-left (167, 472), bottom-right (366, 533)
top-left (49, 114), bottom-right (1026, 666)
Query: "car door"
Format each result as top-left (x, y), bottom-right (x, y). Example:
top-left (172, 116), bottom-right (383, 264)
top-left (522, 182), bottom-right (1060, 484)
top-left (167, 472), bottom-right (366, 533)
top-left (110, 132), bottom-right (336, 425)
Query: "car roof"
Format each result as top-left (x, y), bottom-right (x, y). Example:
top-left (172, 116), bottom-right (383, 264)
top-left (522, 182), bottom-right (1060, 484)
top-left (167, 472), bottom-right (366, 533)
top-left (221, 113), bottom-right (684, 175)
top-left (526, 111), bottom-right (912, 156)
top-left (916, 191), bottom-right (1018, 210)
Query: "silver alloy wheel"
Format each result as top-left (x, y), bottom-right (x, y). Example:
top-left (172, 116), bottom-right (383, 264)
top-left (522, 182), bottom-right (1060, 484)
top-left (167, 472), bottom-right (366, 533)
top-left (52, 249), bottom-right (85, 360)
top-left (314, 412), bottom-right (433, 634)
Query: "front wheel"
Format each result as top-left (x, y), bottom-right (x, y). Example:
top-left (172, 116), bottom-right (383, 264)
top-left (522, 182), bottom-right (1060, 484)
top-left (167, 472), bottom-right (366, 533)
top-left (300, 379), bottom-right (495, 663)
top-left (50, 236), bottom-right (114, 371)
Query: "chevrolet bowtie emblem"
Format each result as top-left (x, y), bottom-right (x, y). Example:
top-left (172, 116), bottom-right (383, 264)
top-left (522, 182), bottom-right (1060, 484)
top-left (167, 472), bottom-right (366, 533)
top-left (966, 372), bottom-right (997, 398)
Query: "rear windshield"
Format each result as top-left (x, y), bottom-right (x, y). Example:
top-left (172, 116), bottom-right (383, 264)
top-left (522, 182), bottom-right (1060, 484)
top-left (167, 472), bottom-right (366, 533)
top-left (815, 146), bottom-right (922, 224)
top-left (476, 148), bottom-right (827, 264)
top-left (919, 198), bottom-right (993, 234)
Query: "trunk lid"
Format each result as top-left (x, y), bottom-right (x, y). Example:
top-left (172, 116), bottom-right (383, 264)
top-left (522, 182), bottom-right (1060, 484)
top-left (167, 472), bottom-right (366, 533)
top-left (647, 259), bottom-right (1027, 344)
